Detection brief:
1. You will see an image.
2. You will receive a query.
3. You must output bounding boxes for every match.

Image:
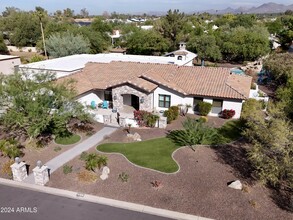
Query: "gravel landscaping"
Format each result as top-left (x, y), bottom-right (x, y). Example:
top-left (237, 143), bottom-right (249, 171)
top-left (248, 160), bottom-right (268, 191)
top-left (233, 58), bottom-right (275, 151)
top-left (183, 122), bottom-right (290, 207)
top-left (46, 116), bottom-right (292, 220)
top-left (47, 142), bottom-right (293, 220)
top-left (0, 121), bottom-right (104, 178)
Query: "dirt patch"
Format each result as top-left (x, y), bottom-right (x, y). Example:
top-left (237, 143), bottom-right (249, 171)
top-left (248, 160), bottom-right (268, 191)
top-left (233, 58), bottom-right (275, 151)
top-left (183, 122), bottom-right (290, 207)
top-left (47, 144), bottom-right (292, 220)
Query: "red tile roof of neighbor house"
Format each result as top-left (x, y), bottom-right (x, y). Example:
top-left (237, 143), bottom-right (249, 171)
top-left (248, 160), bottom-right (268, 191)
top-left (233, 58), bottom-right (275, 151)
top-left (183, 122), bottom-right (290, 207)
top-left (58, 61), bottom-right (252, 100)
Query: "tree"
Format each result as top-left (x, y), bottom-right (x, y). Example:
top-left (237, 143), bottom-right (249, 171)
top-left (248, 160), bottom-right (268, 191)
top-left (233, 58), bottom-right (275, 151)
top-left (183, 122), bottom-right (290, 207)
top-left (78, 26), bottom-right (109, 53)
top-left (0, 34), bottom-right (8, 54)
top-left (263, 53), bottom-right (293, 119)
top-left (2, 7), bottom-right (20, 17)
top-left (230, 14), bottom-right (257, 28)
top-left (80, 8), bottom-right (89, 18)
top-left (2, 11), bottom-right (42, 47)
top-left (243, 111), bottom-right (293, 189)
top-left (188, 34), bottom-right (222, 62)
top-left (218, 26), bottom-right (270, 62)
top-left (263, 53), bottom-right (293, 86)
top-left (46, 31), bottom-right (90, 58)
top-left (126, 29), bottom-right (170, 55)
top-left (34, 6), bottom-right (48, 58)
top-left (0, 71), bottom-right (90, 144)
top-left (156, 9), bottom-right (186, 50)
top-left (63, 8), bottom-right (74, 18)
top-left (278, 16), bottom-right (293, 49)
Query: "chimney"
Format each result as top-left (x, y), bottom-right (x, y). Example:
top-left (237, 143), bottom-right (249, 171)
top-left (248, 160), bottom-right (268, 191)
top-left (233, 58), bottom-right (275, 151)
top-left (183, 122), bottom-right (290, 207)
top-left (179, 42), bottom-right (186, 50)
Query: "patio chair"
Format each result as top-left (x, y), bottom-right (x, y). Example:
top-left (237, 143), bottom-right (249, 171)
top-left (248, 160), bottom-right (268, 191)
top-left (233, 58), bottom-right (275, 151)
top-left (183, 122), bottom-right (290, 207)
top-left (90, 101), bottom-right (96, 109)
top-left (102, 100), bottom-right (108, 109)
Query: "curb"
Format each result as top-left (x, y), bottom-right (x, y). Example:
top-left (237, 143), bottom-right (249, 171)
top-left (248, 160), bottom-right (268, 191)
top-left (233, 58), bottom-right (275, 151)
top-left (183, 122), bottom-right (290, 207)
top-left (0, 178), bottom-right (212, 220)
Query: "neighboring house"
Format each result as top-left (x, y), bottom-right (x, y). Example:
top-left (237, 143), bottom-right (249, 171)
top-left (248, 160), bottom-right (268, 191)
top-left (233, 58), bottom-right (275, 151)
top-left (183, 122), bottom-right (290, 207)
top-left (164, 42), bottom-right (197, 66)
top-left (74, 18), bottom-right (93, 27)
top-left (0, 55), bottom-right (21, 75)
top-left (109, 30), bottom-right (122, 45)
top-left (58, 61), bottom-right (252, 119)
top-left (140, 25), bottom-right (153, 30)
top-left (18, 53), bottom-right (197, 78)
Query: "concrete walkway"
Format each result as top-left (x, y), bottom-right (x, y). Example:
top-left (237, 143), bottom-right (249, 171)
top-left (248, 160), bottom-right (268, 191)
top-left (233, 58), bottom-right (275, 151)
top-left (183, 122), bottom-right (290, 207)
top-left (24, 126), bottom-right (117, 184)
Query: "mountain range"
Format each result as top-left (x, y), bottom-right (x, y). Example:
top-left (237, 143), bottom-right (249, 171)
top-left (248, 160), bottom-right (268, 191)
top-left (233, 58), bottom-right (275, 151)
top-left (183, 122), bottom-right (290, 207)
top-left (197, 2), bottom-right (293, 14)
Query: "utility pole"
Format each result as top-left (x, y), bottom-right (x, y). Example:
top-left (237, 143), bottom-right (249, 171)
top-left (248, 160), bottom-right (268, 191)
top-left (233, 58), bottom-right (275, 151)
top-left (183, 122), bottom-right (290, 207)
top-left (40, 21), bottom-right (48, 59)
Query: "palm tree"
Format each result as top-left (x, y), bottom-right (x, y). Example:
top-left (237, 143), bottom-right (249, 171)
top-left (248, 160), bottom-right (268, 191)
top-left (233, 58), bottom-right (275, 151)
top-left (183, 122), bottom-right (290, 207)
top-left (35, 7), bottom-right (48, 59)
top-left (85, 153), bottom-right (98, 172)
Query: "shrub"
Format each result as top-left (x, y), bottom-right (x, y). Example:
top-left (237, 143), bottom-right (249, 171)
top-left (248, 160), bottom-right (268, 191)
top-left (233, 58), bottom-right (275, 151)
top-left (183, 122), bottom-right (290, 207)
top-left (77, 170), bottom-right (97, 182)
top-left (198, 101), bottom-right (212, 116)
top-left (1, 160), bottom-right (14, 178)
top-left (167, 117), bottom-right (221, 150)
top-left (134, 110), bottom-right (149, 127)
top-left (163, 110), bottom-right (173, 124)
top-left (221, 109), bottom-right (236, 119)
top-left (84, 153), bottom-right (108, 172)
top-left (146, 114), bottom-right (159, 127)
top-left (0, 139), bottom-right (22, 159)
top-left (169, 106), bottom-right (179, 119)
top-left (163, 106), bottom-right (179, 124)
top-left (134, 110), bottom-right (159, 127)
top-left (79, 151), bottom-right (88, 161)
top-left (63, 165), bottom-right (73, 174)
top-left (198, 116), bottom-right (208, 123)
top-left (241, 99), bottom-right (264, 120)
top-left (54, 146), bottom-right (62, 152)
top-left (151, 180), bottom-right (162, 189)
top-left (118, 172), bottom-right (129, 182)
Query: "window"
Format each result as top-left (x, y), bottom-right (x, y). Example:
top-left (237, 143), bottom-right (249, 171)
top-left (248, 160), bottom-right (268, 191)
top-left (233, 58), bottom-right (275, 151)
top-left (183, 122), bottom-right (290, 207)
top-left (211, 99), bottom-right (223, 114)
top-left (159, 95), bottom-right (171, 108)
top-left (177, 56), bottom-right (182, 60)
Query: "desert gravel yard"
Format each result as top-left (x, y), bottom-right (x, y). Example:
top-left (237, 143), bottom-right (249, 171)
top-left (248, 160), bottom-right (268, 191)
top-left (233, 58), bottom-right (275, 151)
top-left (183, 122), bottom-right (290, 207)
top-left (47, 142), bottom-right (293, 220)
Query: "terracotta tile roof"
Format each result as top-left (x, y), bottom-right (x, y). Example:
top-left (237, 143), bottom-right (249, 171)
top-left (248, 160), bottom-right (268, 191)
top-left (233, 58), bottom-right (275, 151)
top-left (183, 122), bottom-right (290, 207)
top-left (59, 61), bottom-right (252, 100)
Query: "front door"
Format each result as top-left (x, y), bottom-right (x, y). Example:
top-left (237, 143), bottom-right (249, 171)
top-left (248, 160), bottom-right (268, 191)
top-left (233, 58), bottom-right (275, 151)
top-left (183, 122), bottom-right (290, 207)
top-left (131, 95), bottom-right (139, 110)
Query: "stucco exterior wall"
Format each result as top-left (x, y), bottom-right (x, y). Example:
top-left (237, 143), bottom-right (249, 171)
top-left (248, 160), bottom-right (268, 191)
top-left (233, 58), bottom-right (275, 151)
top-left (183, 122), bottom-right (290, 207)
top-left (222, 99), bottom-right (243, 119)
top-left (153, 86), bottom-right (194, 111)
top-left (0, 58), bottom-right (21, 75)
top-left (77, 90), bottom-right (104, 106)
top-left (202, 98), bottom-right (242, 118)
top-left (154, 86), bottom-right (243, 118)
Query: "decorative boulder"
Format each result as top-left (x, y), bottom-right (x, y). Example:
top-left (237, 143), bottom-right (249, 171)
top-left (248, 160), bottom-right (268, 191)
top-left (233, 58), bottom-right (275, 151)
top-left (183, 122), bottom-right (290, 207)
top-left (228, 180), bottom-right (243, 190)
top-left (126, 132), bottom-right (141, 142)
top-left (100, 166), bottom-right (110, 181)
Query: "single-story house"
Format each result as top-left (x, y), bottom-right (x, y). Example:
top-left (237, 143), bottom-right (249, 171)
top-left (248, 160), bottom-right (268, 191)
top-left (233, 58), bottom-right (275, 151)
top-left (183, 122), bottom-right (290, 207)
top-left (18, 52), bottom-right (196, 79)
top-left (0, 55), bottom-right (21, 75)
top-left (164, 42), bottom-right (196, 66)
top-left (59, 61), bottom-right (252, 119)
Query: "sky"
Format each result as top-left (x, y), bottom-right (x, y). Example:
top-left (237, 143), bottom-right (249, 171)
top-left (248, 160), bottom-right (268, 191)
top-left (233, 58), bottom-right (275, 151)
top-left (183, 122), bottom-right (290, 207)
top-left (0, 0), bottom-right (292, 15)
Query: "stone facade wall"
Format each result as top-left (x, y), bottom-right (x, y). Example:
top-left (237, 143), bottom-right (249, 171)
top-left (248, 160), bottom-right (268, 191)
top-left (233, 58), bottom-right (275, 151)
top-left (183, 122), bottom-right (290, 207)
top-left (112, 85), bottom-right (153, 111)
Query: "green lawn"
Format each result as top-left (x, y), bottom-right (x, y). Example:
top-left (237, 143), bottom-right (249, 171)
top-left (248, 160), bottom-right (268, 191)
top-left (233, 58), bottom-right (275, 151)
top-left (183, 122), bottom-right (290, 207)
top-left (55, 134), bottom-right (81, 145)
top-left (218, 119), bottom-right (244, 143)
top-left (97, 138), bottom-right (181, 173)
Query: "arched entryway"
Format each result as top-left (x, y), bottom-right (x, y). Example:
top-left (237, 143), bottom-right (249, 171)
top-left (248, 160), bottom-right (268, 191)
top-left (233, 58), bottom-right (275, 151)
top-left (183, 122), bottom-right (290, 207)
top-left (122, 94), bottom-right (139, 110)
